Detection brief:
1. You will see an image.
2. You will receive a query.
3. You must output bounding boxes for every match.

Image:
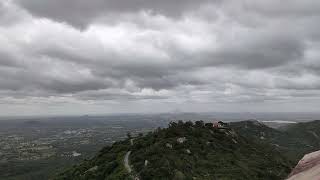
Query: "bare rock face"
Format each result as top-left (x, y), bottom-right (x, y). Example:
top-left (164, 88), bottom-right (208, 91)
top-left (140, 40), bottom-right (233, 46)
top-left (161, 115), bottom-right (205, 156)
top-left (287, 150), bottom-right (320, 180)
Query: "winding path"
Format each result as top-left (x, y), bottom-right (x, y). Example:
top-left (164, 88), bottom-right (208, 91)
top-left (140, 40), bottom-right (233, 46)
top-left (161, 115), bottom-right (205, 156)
top-left (124, 151), bottom-right (132, 173)
top-left (124, 138), bottom-right (140, 180)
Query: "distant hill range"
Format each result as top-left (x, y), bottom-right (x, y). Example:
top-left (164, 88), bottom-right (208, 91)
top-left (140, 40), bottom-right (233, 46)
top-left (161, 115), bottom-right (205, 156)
top-left (53, 120), bottom-right (320, 180)
top-left (230, 120), bottom-right (320, 163)
top-left (22, 120), bottom-right (45, 127)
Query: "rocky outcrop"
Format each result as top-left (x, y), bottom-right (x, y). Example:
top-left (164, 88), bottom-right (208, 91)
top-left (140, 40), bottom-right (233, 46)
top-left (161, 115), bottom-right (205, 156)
top-left (287, 150), bottom-right (320, 180)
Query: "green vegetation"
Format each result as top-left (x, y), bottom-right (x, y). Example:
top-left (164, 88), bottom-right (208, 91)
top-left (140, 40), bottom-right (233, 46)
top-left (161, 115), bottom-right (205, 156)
top-left (53, 121), bottom-right (293, 180)
top-left (0, 157), bottom-right (80, 180)
top-left (229, 120), bottom-right (320, 163)
top-left (53, 141), bottom-right (132, 180)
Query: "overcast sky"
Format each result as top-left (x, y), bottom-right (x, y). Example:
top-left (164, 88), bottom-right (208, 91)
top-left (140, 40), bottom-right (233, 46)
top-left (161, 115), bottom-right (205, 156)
top-left (0, 0), bottom-right (320, 116)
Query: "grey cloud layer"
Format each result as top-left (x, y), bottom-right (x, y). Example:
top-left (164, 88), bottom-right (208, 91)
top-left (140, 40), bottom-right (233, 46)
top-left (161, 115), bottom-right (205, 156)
top-left (14, 0), bottom-right (217, 28)
top-left (1, 0), bottom-right (320, 114)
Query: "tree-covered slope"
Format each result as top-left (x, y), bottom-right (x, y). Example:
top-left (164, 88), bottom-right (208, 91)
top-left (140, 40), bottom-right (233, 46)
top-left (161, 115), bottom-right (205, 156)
top-left (53, 121), bottom-right (292, 180)
top-left (230, 120), bottom-right (320, 163)
top-left (284, 120), bottom-right (320, 147)
top-left (53, 141), bottom-right (132, 180)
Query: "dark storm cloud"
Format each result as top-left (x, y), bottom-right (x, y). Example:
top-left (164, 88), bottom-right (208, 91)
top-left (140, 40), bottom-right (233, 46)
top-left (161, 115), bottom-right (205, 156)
top-left (244, 0), bottom-right (320, 18)
top-left (14, 0), bottom-right (217, 28)
top-left (211, 35), bottom-right (305, 69)
top-left (0, 61), bottom-right (110, 95)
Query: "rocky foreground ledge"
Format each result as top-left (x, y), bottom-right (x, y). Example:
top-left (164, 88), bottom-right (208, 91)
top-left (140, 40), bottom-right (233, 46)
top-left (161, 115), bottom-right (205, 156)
top-left (287, 150), bottom-right (320, 180)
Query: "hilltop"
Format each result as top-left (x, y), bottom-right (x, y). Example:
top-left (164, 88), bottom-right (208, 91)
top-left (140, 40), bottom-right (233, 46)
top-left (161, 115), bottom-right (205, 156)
top-left (53, 121), bottom-right (292, 180)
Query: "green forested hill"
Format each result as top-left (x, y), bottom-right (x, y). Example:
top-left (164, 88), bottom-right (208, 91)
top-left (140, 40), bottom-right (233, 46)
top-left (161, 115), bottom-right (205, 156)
top-left (53, 121), bottom-right (292, 180)
top-left (284, 120), bottom-right (320, 148)
top-left (230, 120), bottom-right (320, 162)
